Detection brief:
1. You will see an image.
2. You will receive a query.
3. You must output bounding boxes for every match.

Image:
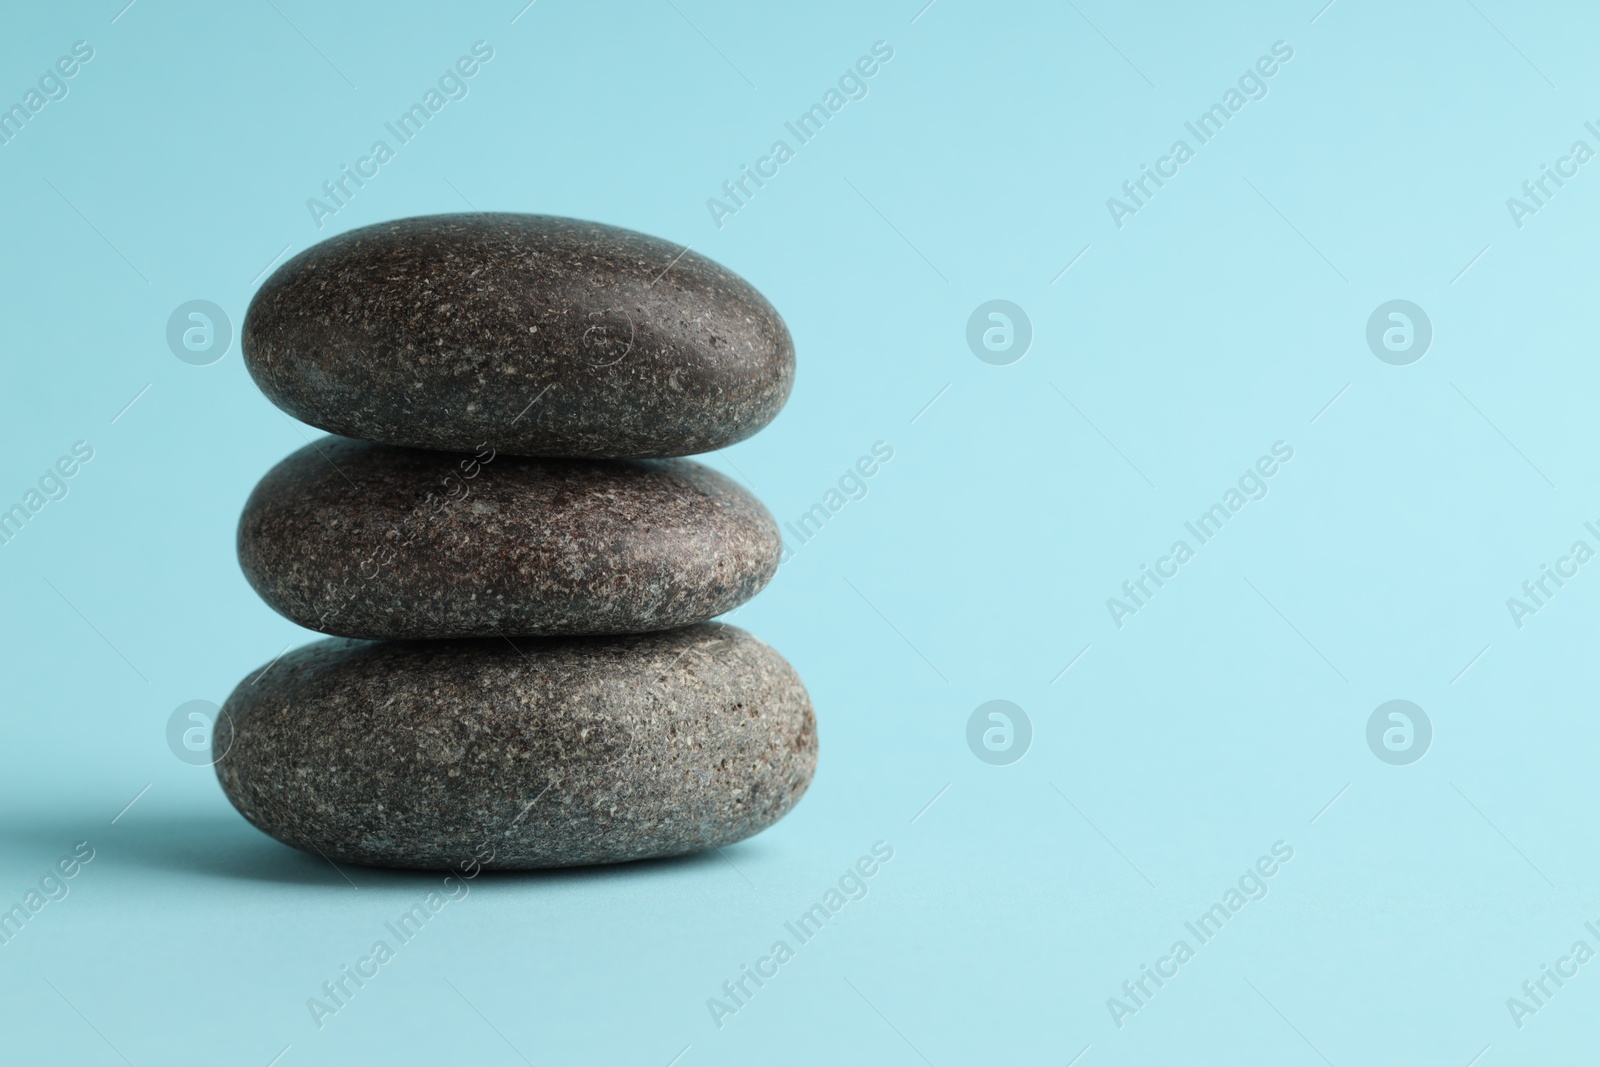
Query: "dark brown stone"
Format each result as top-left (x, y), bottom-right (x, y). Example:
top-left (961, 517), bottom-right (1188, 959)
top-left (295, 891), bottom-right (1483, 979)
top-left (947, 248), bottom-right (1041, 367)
top-left (237, 436), bottom-right (780, 639)
top-left (242, 213), bottom-right (794, 458)
top-left (212, 625), bottom-right (816, 869)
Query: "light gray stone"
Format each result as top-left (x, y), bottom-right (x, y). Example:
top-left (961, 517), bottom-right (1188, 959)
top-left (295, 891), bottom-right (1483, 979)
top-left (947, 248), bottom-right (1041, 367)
top-left (213, 625), bottom-right (816, 869)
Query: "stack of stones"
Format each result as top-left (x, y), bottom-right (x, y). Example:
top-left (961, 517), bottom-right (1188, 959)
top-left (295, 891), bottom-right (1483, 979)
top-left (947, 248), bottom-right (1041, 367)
top-left (214, 214), bottom-right (816, 870)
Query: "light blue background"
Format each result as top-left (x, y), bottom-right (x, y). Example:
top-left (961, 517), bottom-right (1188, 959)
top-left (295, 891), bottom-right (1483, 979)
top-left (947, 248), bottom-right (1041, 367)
top-left (2, 1), bottom-right (1596, 1063)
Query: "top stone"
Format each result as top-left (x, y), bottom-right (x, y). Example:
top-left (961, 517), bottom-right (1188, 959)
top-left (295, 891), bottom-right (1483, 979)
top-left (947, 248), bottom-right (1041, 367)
top-left (242, 214), bottom-right (795, 458)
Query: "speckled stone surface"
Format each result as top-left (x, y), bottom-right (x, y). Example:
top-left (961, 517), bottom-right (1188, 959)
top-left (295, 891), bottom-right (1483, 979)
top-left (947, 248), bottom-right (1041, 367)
top-left (238, 436), bottom-right (780, 639)
top-left (242, 213), bottom-right (795, 458)
top-left (212, 624), bottom-right (816, 870)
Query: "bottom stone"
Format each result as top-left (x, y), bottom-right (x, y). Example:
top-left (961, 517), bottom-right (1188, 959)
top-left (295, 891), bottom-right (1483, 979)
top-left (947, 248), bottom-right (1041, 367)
top-left (213, 624), bottom-right (816, 869)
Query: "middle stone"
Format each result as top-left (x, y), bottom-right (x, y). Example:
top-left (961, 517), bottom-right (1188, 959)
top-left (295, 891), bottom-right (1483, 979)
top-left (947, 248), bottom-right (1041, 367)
top-left (239, 436), bottom-right (781, 639)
